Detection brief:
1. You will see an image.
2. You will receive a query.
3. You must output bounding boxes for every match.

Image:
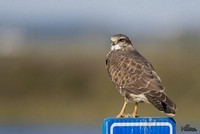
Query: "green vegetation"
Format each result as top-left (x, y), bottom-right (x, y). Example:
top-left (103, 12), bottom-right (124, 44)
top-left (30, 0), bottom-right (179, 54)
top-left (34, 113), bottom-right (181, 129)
top-left (0, 40), bottom-right (200, 124)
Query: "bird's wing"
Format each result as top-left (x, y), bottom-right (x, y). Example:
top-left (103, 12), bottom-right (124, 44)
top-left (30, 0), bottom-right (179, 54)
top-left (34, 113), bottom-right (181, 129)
top-left (107, 50), bottom-right (165, 95)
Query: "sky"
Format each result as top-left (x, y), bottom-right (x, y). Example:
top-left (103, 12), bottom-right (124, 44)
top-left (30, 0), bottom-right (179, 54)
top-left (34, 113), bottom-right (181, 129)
top-left (0, 0), bottom-right (200, 39)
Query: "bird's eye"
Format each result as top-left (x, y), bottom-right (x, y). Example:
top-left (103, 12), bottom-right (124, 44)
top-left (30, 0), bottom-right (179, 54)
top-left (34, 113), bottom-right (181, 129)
top-left (118, 38), bottom-right (125, 42)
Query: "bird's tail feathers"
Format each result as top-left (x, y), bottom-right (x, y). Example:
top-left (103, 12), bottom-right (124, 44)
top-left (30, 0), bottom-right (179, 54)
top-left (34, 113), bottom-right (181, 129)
top-left (144, 91), bottom-right (176, 116)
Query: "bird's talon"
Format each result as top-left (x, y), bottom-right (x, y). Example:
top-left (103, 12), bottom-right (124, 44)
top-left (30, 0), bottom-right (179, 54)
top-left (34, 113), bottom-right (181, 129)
top-left (131, 114), bottom-right (140, 118)
top-left (116, 113), bottom-right (128, 118)
top-left (126, 114), bottom-right (132, 117)
top-left (118, 114), bottom-right (140, 118)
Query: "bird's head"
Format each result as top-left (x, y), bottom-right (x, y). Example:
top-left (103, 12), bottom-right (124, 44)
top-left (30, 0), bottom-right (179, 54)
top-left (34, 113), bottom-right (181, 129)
top-left (110, 34), bottom-right (133, 51)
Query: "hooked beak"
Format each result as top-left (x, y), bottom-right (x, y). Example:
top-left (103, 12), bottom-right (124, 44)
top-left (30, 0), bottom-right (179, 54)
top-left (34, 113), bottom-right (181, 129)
top-left (111, 37), bottom-right (117, 42)
top-left (110, 37), bottom-right (117, 46)
top-left (111, 42), bottom-right (115, 46)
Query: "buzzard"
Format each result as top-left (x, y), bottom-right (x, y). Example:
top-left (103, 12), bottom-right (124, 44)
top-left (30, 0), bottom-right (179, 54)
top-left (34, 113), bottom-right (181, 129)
top-left (106, 34), bottom-right (176, 117)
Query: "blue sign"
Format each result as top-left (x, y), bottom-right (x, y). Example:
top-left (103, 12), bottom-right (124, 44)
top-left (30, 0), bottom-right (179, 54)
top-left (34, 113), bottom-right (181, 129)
top-left (102, 117), bottom-right (176, 134)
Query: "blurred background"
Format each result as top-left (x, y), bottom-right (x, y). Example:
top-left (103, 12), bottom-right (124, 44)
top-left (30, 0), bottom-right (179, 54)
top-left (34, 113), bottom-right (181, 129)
top-left (0, 0), bottom-right (200, 133)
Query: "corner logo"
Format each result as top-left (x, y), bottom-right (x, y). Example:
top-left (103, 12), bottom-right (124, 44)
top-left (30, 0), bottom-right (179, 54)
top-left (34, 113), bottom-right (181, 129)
top-left (181, 124), bottom-right (197, 132)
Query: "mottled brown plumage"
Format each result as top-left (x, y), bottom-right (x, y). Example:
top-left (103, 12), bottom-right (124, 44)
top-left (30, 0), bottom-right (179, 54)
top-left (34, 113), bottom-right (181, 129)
top-left (106, 34), bottom-right (176, 117)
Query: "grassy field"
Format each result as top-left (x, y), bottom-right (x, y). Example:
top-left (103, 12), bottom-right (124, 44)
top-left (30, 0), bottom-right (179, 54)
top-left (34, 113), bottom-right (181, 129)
top-left (0, 41), bottom-right (199, 124)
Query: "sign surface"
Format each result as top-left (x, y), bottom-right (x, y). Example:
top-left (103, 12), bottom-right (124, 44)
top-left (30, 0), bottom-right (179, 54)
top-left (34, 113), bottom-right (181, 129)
top-left (102, 117), bottom-right (176, 134)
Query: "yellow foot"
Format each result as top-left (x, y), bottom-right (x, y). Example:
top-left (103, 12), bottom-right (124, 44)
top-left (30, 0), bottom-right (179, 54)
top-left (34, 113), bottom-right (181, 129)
top-left (131, 113), bottom-right (137, 118)
top-left (131, 102), bottom-right (138, 118)
top-left (116, 113), bottom-right (128, 118)
top-left (116, 100), bottom-right (128, 118)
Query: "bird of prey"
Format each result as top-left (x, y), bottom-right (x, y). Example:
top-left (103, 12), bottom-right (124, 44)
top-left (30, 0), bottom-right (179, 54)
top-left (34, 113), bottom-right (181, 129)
top-left (105, 34), bottom-right (176, 117)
